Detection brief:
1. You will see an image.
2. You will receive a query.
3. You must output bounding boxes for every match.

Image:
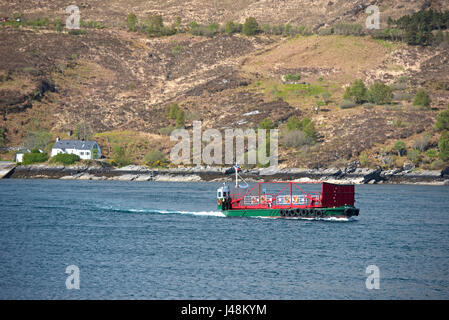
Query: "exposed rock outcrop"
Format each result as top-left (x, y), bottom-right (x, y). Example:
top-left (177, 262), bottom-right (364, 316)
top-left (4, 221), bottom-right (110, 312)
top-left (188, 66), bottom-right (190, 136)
top-left (6, 163), bottom-right (447, 185)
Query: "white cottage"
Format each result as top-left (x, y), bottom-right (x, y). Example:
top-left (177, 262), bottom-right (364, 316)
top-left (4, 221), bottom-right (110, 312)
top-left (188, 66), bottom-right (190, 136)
top-left (51, 139), bottom-right (101, 160)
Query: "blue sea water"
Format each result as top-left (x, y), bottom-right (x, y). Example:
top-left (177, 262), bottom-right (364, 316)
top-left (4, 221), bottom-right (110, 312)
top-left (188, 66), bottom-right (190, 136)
top-left (0, 179), bottom-right (448, 299)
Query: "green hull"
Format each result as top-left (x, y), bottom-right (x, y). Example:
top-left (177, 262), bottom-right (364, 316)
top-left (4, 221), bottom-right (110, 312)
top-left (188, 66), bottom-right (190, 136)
top-left (221, 205), bottom-right (359, 218)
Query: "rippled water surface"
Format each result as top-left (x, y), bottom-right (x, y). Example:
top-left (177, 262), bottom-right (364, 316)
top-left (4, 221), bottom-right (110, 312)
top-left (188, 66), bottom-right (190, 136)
top-left (0, 179), bottom-right (448, 299)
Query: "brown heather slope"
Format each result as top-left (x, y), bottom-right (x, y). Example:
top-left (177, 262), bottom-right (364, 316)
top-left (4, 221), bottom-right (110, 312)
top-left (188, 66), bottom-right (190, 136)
top-left (0, 0), bottom-right (448, 168)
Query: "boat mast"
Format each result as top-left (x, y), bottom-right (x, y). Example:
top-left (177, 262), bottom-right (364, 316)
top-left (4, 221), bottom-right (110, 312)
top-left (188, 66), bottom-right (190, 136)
top-left (235, 163), bottom-right (238, 188)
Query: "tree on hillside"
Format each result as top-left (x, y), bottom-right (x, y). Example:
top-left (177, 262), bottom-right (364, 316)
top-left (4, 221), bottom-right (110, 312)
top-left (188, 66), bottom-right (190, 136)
top-left (145, 15), bottom-right (164, 36)
top-left (74, 120), bottom-right (93, 141)
top-left (393, 140), bottom-right (406, 156)
top-left (225, 21), bottom-right (236, 34)
top-left (168, 103), bottom-right (180, 119)
top-left (175, 109), bottom-right (185, 129)
top-left (387, 9), bottom-right (449, 46)
top-left (126, 13), bottom-right (137, 32)
top-left (242, 17), bottom-right (259, 36)
top-left (174, 17), bottom-right (182, 30)
top-left (367, 82), bottom-right (393, 105)
top-left (112, 145), bottom-right (134, 167)
top-left (0, 128), bottom-right (5, 147)
top-left (91, 148), bottom-right (99, 159)
top-left (438, 131), bottom-right (449, 161)
top-left (413, 88), bottom-right (431, 107)
top-left (343, 80), bottom-right (368, 104)
top-left (435, 105), bottom-right (449, 131)
top-left (286, 116), bottom-right (301, 131)
top-left (24, 129), bottom-right (52, 150)
top-left (298, 117), bottom-right (316, 139)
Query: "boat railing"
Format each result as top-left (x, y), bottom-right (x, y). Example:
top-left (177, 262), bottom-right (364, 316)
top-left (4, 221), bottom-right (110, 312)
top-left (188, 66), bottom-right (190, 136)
top-left (227, 181), bottom-right (353, 209)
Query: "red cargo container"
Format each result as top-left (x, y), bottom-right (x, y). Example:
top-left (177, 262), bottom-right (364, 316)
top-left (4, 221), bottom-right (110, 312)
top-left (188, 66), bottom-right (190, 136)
top-left (321, 182), bottom-right (355, 208)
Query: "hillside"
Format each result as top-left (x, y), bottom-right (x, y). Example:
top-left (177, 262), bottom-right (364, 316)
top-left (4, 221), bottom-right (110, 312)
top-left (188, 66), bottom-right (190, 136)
top-left (1, 0), bottom-right (449, 170)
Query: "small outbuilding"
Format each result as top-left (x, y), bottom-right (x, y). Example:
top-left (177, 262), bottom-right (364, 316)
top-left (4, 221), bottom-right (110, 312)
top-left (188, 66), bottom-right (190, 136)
top-left (14, 149), bottom-right (30, 163)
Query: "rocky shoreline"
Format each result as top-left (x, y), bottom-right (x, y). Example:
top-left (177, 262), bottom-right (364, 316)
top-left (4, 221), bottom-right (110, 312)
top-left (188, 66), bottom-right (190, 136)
top-left (3, 163), bottom-right (449, 185)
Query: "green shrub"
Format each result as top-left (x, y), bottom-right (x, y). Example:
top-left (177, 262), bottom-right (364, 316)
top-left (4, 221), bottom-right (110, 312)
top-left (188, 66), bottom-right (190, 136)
top-left (286, 116), bottom-right (300, 131)
top-left (343, 80), bottom-right (368, 104)
top-left (91, 148), bottom-right (99, 159)
top-left (359, 152), bottom-right (370, 167)
top-left (175, 109), bottom-right (185, 129)
top-left (126, 13), bottom-right (138, 32)
top-left (26, 17), bottom-right (50, 27)
top-left (333, 23), bottom-right (365, 36)
top-left (425, 149), bottom-right (437, 158)
top-left (167, 103), bottom-right (180, 119)
top-left (259, 23), bottom-right (311, 36)
top-left (81, 20), bottom-right (105, 29)
top-left (143, 150), bottom-right (166, 166)
top-left (225, 21), bottom-right (235, 34)
top-left (367, 82), bottom-right (393, 105)
top-left (189, 21), bottom-right (199, 29)
top-left (407, 149), bottom-right (421, 164)
top-left (112, 145), bottom-right (134, 167)
top-left (259, 118), bottom-right (274, 130)
top-left (393, 140), bottom-right (406, 156)
top-left (242, 17), bottom-right (259, 36)
top-left (68, 29), bottom-right (86, 35)
top-left (22, 151), bottom-right (49, 165)
top-left (298, 117), bottom-right (316, 139)
top-left (208, 22), bottom-right (220, 36)
top-left (413, 88), bottom-right (431, 107)
top-left (171, 45), bottom-right (183, 56)
top-left (189, 23), bottom-right (216, 37)
top-left (224, 20), bottom-right (242, 34)
top-left (145, 14), bottom-right (163, 36)
top-left (435, 106), bottom-right (449, 131)
top-left (285, 73), bottom-right (301, 82)
top-left (50, 153), bottom-right (80, 165)
top-left (282, 24), bottom-right (293, 36)
top-left (438, 132), bottom-right (449, 161)
top-left (174, 17), bottom-right (182, 30)
top-left (430, 159), bottom-right (446, 170)
top-left (54, 19), bottom-right (63, 32)
top-left (143, 15), bottom-right (176, 37)
top-left (260, 24), bottom-right (271, 34)
top-left (317, 100), bottom-right (326, 108)
top-left (0, 128), bottom-right (5, 147)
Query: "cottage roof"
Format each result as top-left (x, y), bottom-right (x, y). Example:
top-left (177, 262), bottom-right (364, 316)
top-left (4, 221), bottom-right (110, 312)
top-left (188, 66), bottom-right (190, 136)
top-left (53, 140), bottom-right (98, 151)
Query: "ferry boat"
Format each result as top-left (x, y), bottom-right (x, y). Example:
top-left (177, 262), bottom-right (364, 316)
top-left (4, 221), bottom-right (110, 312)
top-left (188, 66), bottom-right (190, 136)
top-left (217, 165), bottom-right (359, 218)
